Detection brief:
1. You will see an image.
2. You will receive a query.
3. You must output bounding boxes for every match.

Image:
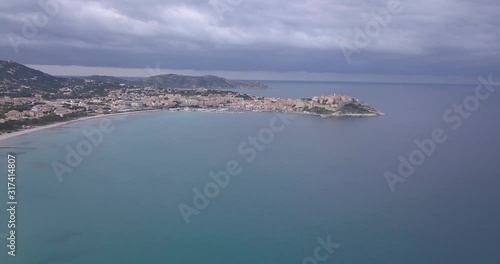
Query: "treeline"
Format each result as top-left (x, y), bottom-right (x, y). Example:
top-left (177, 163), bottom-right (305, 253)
top-left (0, 112), bottom-right (87, 133)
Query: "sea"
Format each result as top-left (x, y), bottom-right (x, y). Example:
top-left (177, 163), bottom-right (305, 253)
top-left (0, 80), bottom-right (499, 264)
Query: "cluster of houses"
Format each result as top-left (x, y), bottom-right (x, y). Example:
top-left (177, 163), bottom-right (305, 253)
top-left (0, 96), bottom-right (81, 123)
top-left (1, 88), bottom-right (359, 123)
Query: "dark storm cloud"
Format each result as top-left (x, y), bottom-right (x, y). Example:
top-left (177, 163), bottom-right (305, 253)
top-left (0, 0), bottom-right (499, 78)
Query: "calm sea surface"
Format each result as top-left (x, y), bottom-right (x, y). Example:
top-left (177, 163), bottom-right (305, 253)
top-left (1, 81), bottom-right (499, 263)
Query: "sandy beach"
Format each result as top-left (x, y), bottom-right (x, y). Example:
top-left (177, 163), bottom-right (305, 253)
top-left (0, 110), bottom-right (157, 143)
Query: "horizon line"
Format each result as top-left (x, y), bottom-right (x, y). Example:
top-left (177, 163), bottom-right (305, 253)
top-left (27, 64), bottom-right (479, 86)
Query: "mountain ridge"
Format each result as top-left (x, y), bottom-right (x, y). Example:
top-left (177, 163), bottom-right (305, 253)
top-left (0, 60), bottom-right (270, 98)
top-left (143, 73), bottom-right (270, 89)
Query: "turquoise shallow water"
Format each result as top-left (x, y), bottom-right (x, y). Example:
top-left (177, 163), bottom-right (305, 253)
top-left (1, 82), bottom-right (500, 263)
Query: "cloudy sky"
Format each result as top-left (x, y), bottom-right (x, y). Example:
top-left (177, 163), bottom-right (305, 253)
top-left (0, 0), bottom-right (499, 83)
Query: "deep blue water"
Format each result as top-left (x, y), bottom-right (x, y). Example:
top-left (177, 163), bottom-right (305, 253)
top-left (1, 81), bottom-right (499, 263)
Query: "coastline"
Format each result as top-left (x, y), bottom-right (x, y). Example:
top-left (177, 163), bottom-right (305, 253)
top-left (0, 110), bottom-right (159, 142)
top-left (0, 108), bottom-right (384, 143)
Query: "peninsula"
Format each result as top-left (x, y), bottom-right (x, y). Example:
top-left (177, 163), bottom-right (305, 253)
top-left (0, 60), bottom-right (384, 134)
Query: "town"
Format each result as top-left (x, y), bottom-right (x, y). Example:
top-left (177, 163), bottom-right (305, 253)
top-left (0, 86), bottom-right (382, 132)
top-left (0, 60), bottom-right (383, 133)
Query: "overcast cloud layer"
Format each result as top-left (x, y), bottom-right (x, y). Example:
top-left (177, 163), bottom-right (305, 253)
top-left (0, 0), bottom-right (499, 81)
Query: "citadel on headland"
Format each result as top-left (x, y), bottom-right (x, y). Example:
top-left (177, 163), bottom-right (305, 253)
top-left (0, 60), bottom-right (383, 132)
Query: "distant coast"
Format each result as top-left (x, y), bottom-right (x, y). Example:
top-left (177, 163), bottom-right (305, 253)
top-left (1, 60), bottom-right (384, 139)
